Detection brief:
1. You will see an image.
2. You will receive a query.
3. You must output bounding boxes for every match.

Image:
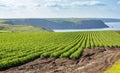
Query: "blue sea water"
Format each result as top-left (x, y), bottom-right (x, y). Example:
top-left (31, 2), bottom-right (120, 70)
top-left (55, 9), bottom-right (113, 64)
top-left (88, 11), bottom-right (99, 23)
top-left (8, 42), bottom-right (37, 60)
top-left (54, 22), bottom-right (120, 32)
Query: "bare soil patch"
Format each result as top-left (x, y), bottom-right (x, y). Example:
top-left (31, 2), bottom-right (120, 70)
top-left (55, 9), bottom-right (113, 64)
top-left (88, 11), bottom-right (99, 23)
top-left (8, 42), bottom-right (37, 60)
top-left (116, 31), bottom-right (120, 34)
top-left (0, 47), bottom-right (120, 73)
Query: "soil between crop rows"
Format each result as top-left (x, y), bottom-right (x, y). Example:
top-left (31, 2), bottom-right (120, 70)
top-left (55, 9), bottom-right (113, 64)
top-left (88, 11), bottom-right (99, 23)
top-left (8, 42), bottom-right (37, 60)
top-left (0, 47), bottom-right (120, 73)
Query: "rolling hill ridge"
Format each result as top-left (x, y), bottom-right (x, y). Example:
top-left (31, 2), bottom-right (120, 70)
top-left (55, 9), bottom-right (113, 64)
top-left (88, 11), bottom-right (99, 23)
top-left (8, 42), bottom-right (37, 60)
top-left (2, 19), bottom-right (109, 29)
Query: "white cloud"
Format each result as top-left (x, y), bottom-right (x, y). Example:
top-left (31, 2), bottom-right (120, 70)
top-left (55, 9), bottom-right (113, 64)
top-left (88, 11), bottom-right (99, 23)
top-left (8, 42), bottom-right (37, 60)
top-left (44, 0), bottom-right (68, 7)
top-left (0, 0), bottom-right (104, 9)
top-left (0, 0), bottom-right (40, 9)
top-left (44, 0), bottom-right (104, 8)
top-left (0, 0), bottom-right (119, 18)
top-left (71, 1), bottom-right (101, 6)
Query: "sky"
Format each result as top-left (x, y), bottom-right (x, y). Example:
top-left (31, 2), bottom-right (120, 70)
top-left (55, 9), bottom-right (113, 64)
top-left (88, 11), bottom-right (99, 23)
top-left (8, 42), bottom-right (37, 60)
top-left (0, 0), bottom-right (120, 18)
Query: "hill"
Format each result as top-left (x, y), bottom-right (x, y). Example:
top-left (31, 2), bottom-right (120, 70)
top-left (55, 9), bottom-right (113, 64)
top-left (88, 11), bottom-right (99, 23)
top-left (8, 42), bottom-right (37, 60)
top-left (0, 24), bottom-right (52, 32)
top-left (45, 18), bottom-right (120, 23)
top-left (0, 20), bottom-right (53, 32)
top-left (1, 19), bottom-right (109, 29)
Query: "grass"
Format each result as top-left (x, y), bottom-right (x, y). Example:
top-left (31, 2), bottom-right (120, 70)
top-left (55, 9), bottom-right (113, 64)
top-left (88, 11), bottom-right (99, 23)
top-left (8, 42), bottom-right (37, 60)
top-left (0, 24), bottom-right (52, 32)
top-left (104, 60), bottom-right (120, 73)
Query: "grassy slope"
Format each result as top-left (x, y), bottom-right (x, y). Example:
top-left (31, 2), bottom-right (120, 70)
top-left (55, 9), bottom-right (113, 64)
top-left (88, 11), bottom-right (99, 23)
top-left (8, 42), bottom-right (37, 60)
top-left (0, 20), bottom-right (52, 32)
top-left (0, 24), bottom-right (52, 32)
top-left (104, 60), bottom-right (120, 73)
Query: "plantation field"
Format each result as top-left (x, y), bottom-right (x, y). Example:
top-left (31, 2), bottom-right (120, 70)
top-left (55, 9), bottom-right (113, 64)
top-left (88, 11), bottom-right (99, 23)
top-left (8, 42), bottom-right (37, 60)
top-left (0, 31), bottom-right (120, 70)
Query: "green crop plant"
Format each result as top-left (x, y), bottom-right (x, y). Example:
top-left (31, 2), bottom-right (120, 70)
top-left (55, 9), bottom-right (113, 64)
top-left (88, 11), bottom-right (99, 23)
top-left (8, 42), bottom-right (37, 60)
top-left (0, 31), bottom-right (120, 69)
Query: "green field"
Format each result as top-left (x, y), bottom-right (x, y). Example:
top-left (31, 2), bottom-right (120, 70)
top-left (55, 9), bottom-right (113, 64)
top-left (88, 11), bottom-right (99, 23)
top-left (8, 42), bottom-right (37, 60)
top-left (0, 31), bottom-right (120, 70)
top-left (0, 24), bottom-right (52, 32)
top-left (0, 20), bottom-right (52, 32)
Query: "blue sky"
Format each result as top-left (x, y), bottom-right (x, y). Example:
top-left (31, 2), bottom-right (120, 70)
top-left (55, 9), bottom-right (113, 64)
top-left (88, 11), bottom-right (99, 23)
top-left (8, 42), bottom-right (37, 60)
top-left (0, 0), bottom-right (120, 18)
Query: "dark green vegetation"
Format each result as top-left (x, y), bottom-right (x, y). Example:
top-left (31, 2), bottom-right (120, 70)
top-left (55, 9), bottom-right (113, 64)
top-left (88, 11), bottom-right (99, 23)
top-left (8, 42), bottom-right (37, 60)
top-left (0, 31), bottom-right (120, 70)
top-left (0, 19), bottom-right (109, 29)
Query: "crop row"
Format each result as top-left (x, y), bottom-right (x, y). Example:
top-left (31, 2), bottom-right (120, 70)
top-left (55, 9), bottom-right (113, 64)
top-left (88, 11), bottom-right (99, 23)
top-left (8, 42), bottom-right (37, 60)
top-left (0, 31), bottom-right (120, 69)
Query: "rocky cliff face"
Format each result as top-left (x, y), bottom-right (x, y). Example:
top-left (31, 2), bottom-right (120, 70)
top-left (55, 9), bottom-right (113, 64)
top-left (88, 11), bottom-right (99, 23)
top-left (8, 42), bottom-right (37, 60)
top-left (77, 20), bottom-right (109, 29)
